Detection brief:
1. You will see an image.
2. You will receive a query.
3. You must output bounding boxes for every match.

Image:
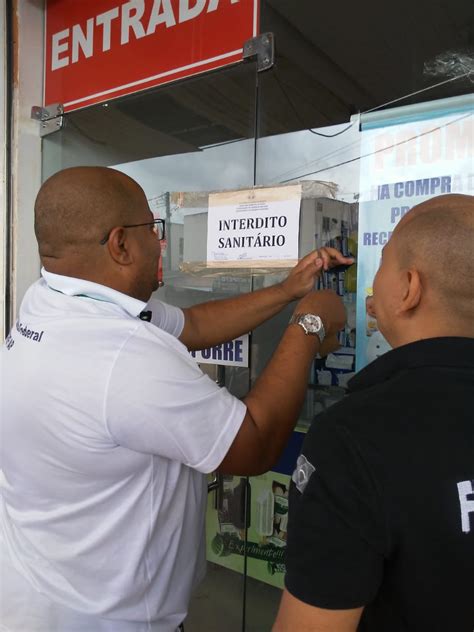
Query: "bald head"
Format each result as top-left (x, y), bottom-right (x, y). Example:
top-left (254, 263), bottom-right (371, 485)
top-left (35, 167), bottom-right (147, 259)
top-left (34, 166), bottom-right (162, 301)
top-left (393, 193), bottom-right (474, 323)
top-left (397, 193), bottom-right (472, 230)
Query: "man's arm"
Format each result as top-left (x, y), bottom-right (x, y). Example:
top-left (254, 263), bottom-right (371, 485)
top-left (217, 289), bottom-right (345, 475)
top-left (273, 590), bottom-right (363, 632)
top-left (271, 414), bottom-right (385, 632)
top-left (179, 248), bottom-right (353, 351)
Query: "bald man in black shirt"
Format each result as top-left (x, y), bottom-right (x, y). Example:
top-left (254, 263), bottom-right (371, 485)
top-left (274, 194), bottom-right (474, 632)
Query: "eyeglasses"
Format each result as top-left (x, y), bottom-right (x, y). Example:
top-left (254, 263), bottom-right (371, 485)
top-left (99, 218), bottom-right (166, 245)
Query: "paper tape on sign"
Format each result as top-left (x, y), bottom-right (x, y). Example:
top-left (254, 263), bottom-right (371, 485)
top-left (45, 0), bottom-right (260, 112)
top-left (190, 335), bottom-right (249, 367)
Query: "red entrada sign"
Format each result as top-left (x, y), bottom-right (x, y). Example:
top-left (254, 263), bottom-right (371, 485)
top-left (45, 0), bottom-right (259, 112)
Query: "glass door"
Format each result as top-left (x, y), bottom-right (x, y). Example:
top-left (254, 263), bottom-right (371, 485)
top-left (246, 1), bottom-right (472, 629)
top-left (40, 0), bottom-right (472, 622)
top-left (42, 61), bottom-right (259, 632)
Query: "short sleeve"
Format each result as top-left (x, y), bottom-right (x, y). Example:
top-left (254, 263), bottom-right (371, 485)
top-left (146, 298), bottom-right (184, 338)
top-left (105, 323), bottom-right (246, 473)
top-left (284, 415), bottom-right (387, 609)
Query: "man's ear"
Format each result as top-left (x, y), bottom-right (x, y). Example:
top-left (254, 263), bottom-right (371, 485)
top-left (397, 268), bottom-right (422, 315)
top-left (366, 296), bottom-right (377, 318)
top-left (106, 227), bottom-right (133, 265)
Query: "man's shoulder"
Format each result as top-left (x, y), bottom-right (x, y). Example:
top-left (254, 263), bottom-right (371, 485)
top-left (328, 357), bottom-right (470, 427)
top-left (126, 318), bottom-right (185, 350)
top-left (114, 320), bottom-right (199, 379)
top-left (301, 368), bottom-right (424, 458)
top-left (303, 358), bottom-right (473, 469)
top-left (314, 374), bottom-right (402, 433)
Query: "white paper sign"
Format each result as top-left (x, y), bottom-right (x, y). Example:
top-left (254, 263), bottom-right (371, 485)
top-left (190, 334), bottom-right (249, 367)
top-left (207, 185), bottom-right (302, 267)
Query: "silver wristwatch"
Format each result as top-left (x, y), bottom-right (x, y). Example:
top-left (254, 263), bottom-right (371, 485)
top-left (289, 313), bottom-right (326, 343)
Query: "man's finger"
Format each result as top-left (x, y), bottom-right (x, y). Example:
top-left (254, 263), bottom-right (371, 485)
top-left (290, 251), bottom-right (324, 277)
top-left (320, 246), bottom-right (354, 262)
top-left (297, 249), bottom-right (323, 269)
top-left (296, 256), bottom-right (324, 283)
top-left (319, 247), bottom-right (354, 270)
top-left (319, 333), bottom-right (341, 357)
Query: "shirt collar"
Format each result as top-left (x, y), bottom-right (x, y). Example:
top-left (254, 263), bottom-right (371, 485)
top-left (41, 268), bottom-right (146, 318)
top-left (348, 337), bottom-right (474, 393)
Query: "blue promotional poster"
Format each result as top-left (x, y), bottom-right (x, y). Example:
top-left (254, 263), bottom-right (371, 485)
top-left (356, 96), bottom-right (473, 370)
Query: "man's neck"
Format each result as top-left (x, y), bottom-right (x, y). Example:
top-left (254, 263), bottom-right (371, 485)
top-left (391, 321), bottom-right (473, 348)
top-left (42, 260), bottom-right (135, 299)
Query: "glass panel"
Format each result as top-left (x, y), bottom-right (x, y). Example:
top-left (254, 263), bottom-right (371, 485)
top-left (42, 62), bottom-right (259, 631)
top-left (40, 0), bottom-right (473, 625)
top-left (247, 0), bottom-right (473, 628)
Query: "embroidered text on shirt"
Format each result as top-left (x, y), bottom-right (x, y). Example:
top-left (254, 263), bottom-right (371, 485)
top-left (458, 479), bottom-right (474, 533)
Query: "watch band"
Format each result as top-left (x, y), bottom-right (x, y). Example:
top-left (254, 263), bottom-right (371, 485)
top-left (289, 313), bottom-right (326, 342)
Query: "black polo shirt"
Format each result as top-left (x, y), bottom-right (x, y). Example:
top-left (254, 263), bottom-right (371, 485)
top-left (285, 337), bottom-right (474, 631)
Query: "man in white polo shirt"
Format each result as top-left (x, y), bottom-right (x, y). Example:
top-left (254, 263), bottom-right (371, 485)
top-left (0, 166), bottom-right (349, 632)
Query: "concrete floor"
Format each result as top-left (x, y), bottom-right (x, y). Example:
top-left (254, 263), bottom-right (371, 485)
top-left (185, 563), bottom-right (282, 632)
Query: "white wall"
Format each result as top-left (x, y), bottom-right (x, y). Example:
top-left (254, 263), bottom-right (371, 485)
top-left (7, 0), bottom-right (44, 334)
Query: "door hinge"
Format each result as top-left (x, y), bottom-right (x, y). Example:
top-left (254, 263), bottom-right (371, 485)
top-left (243, 32), bottom-right (275, 72)
top-left (31, 104), bottom-right (64, 137)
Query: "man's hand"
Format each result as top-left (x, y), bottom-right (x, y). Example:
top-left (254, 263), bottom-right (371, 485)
top-left (318, 333), bottom-right (341, 358)
top-left (280, 248), bottom-right (355, 301)
top-left (180, 248), bottom-right (351, 351)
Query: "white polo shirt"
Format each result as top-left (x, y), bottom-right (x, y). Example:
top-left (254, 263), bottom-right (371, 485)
top-left (0, 271), bottom-right (246, 631)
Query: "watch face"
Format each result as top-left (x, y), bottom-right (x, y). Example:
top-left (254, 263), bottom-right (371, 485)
top-left (301, 314), bottom-right (322, 333)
